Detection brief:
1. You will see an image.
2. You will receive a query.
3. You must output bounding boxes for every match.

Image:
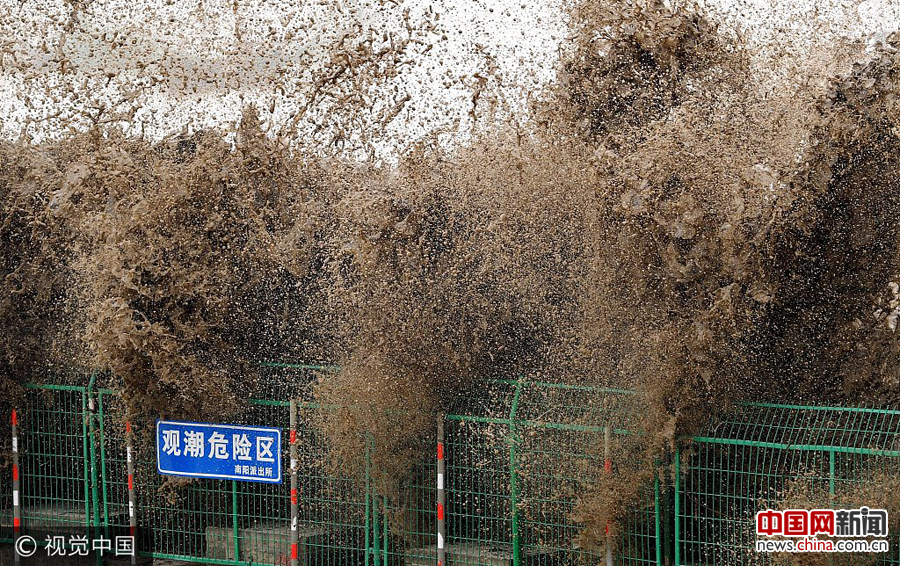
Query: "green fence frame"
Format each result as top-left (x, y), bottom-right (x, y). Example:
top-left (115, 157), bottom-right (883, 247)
top-left (4, 368), bottom-right (663, 565)
top-left (94, 375), bottom-right (369, 566)
top-left (380, 376), bottom-right (662, 566)
top-left (674, 402), bottom-right (900, 565)
top-left (0, 376), bottom-right (105, 565)
top-left (7, 367), bottom-right (899, 565)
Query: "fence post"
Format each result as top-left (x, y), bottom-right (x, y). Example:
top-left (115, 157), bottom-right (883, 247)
top-left (290, 399), bottom-right (299, 566)
top-left (365, 434), bottom-right (372, 566)
top-left (674, 447), bottom-right (681, 566)
top-left (654, 471), bottom-right (661, 565)
top-left (12, 407), bottom-right (20, 566)
top-left (125, 420), bottom-right (137, 566)
top-left (437, 415), bottom-right (446, 566)
top-left (508, 378), bottom-right (524, 566)
top-left (371, 435), bottom-right (380, 566)
top-left (86, 372), bottom-right (103, 566)
top-left (827, 449), bottom-right (837, 566)
top-left (828, 450), bottom-right (836, 497)
top-left (604, 426), bottom-right (612, 566)
top-left (98, 393), bottom-right (111, 541)
top-left (232, 480), bottom-right (240, 560)
top-left (382, 497), bottom-right (388, 566)
top-left (82, 390), bottom-right (91, 541)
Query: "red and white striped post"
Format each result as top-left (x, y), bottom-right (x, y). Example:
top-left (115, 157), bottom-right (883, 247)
top-left (437, 416), bottom-right (446, 566)
top-left (604, 426), bottom-right (613, 566)
top-left (12, 409), bottom-right (21, 566)
top-left (125, 421), bottom-right (137, 566)
top-left (289, 400), bottom-right (299, 566)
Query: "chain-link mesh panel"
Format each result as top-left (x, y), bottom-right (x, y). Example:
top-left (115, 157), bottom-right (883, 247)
top-left (95, 389), bottom-right (132, 549)
top-left (446, 418), bottom-right (514, 565)
top-left (382, 459), bottom-right (437, 566)
top-left (516, 382), bottom-right (659, 566)
top-left (295, 402), bottom-right (368, 566)
top-left (102, 390), bottom-right (246, 564)
top-left (8, 385), bottom-right (92, 543)
top-left (96, 365), bottom-right (367, 566)
top-left (382, 378), bottom-right (662, 566)
top-left (519, 426), bottom-right (660, 566)
top-left (384, 418), bottom-right (519, 566)
top-left (677, 404), bottom-right (900, 565)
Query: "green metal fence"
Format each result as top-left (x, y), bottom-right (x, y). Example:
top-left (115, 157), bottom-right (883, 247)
top-left (95, 367), bottom-right (369, 565)
top-left (515, 381), bottom-right (660, 566)
top-left (1, 382), bottom-right (94, 543)
top-left (3, 367), bottom-right (662, 564)
top-left (5, 366), bottom-right (900, 565)
top-left (675, 402), bottom-right (900, 565)
top-left (366, 377), bottom-right (662, 566)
